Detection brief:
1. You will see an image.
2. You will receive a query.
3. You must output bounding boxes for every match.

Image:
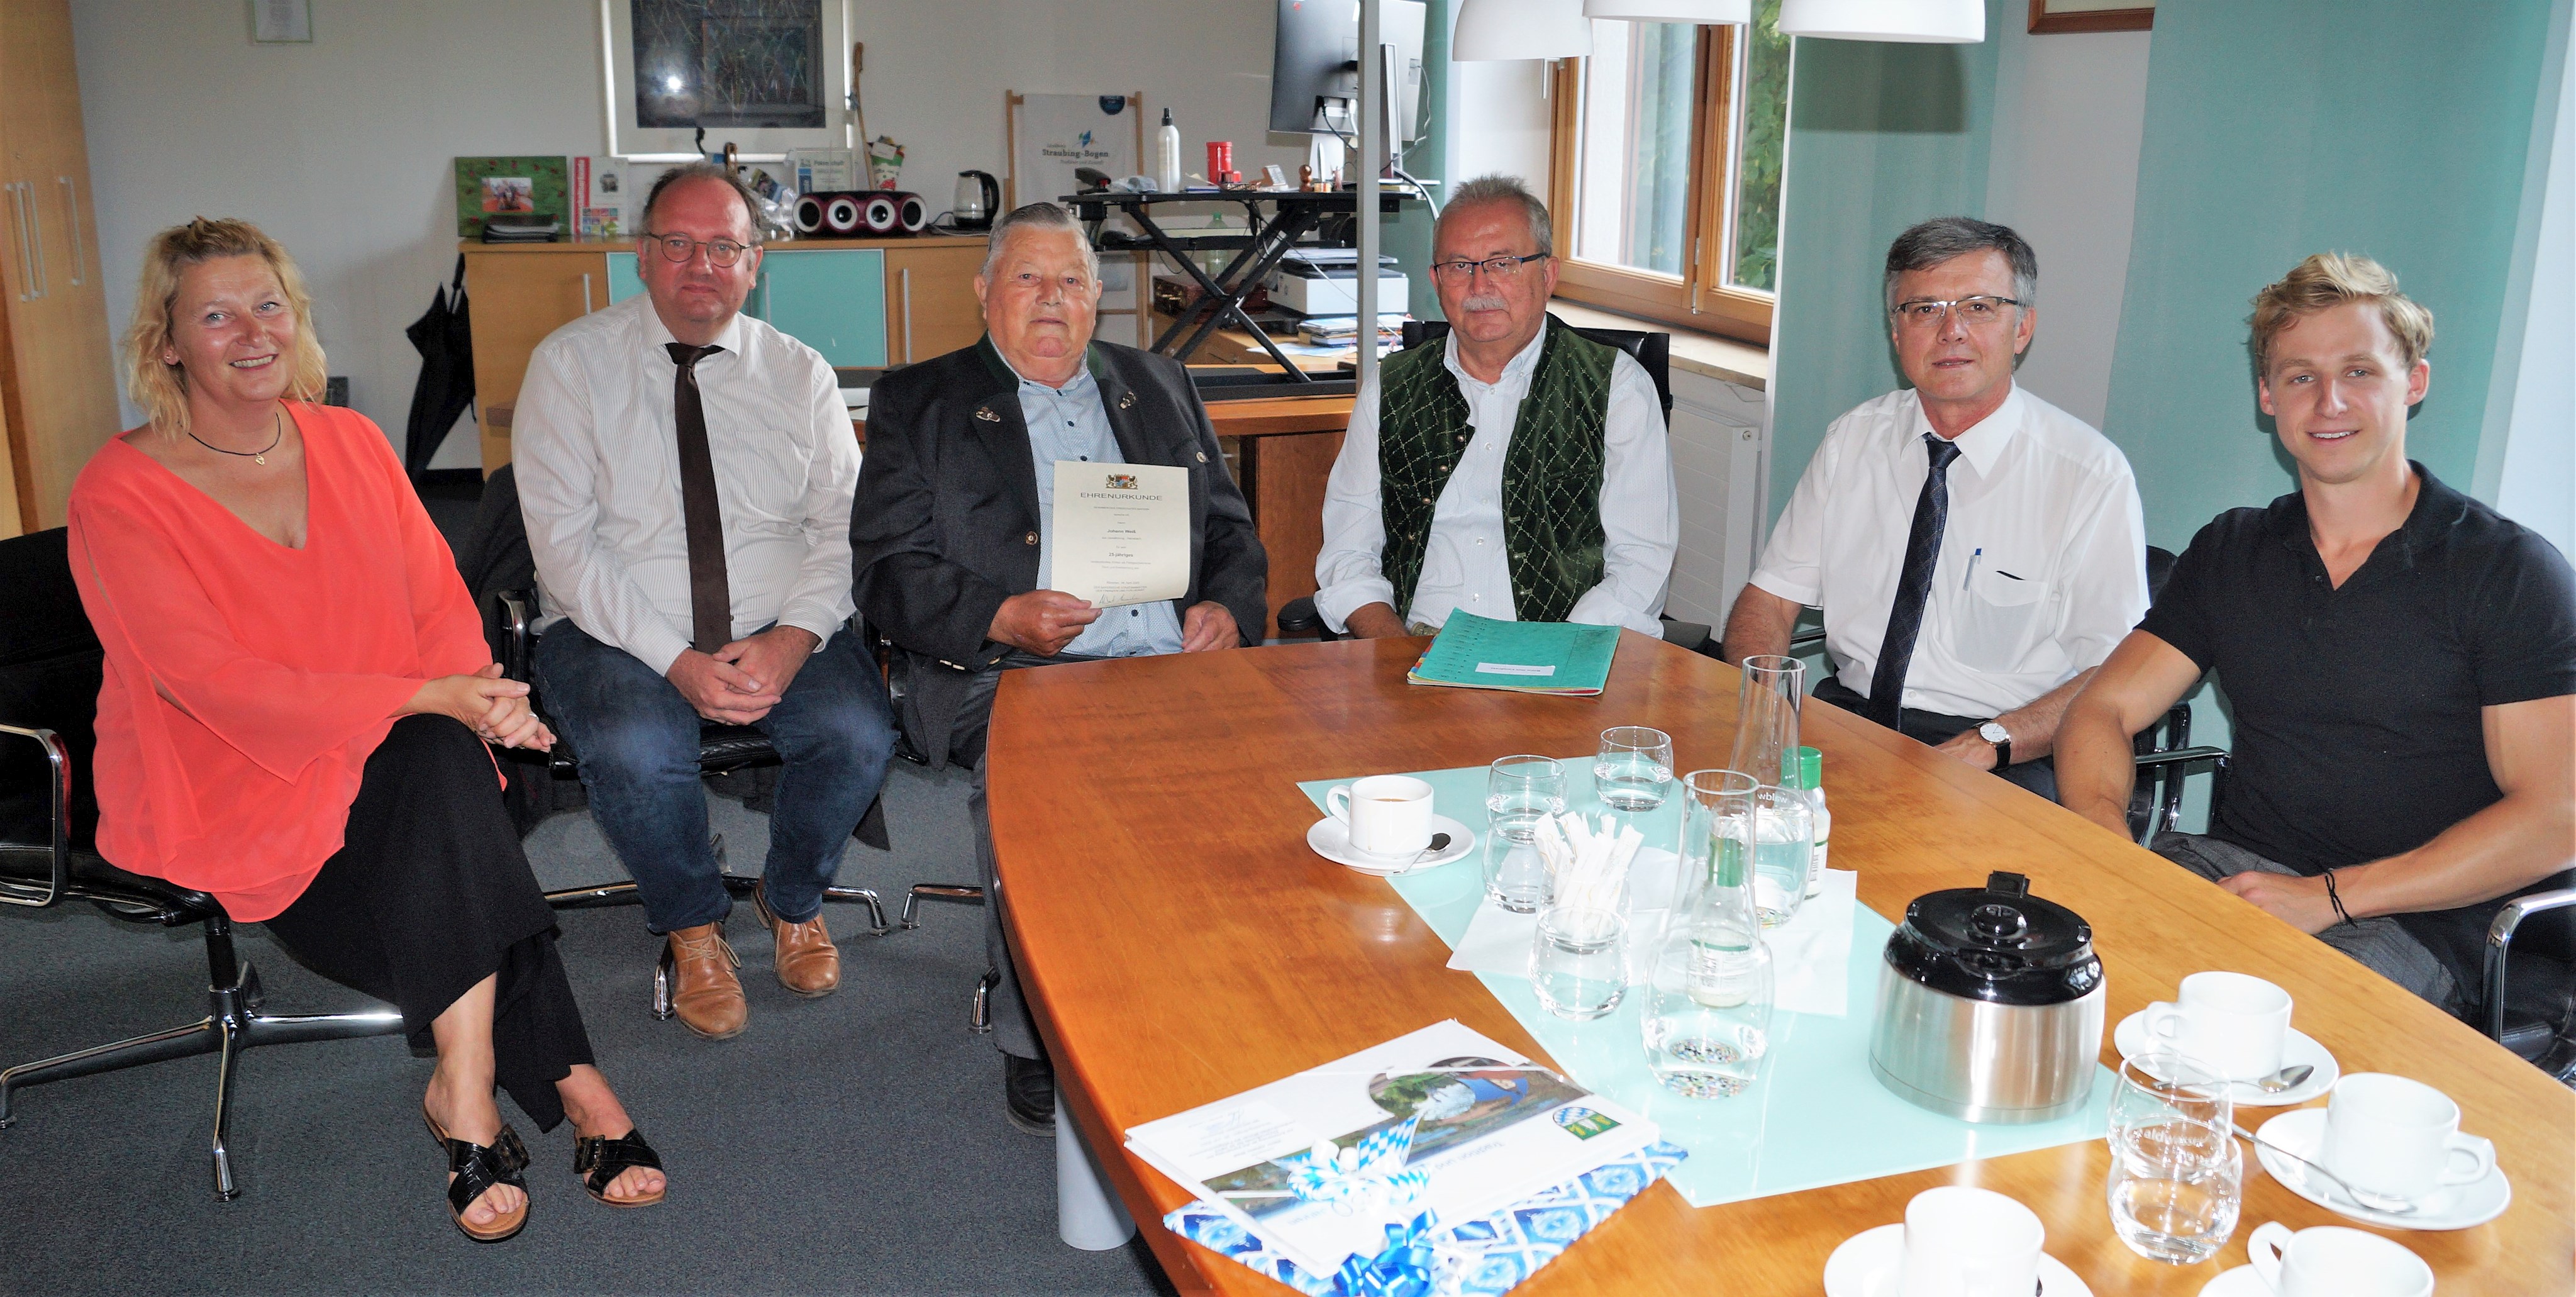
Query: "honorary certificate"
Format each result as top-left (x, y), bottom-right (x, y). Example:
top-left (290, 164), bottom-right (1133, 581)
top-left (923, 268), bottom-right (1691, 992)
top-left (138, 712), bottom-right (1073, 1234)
top-left (1048, 460), bottom-right (1191, 608)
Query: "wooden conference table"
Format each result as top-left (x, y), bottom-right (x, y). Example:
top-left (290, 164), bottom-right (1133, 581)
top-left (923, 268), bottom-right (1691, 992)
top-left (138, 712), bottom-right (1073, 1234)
top-left (984, 635), bottom-right (2573, 1295)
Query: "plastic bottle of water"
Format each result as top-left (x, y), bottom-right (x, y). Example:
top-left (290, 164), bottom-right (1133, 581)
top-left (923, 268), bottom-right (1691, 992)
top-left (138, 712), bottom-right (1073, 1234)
top-left (1799, 746), bottom-right (1830, 898)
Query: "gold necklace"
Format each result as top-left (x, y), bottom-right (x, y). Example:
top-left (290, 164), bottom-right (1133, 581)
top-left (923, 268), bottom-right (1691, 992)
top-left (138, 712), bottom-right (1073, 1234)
top-left (187, 407), bottom-right (285, 465)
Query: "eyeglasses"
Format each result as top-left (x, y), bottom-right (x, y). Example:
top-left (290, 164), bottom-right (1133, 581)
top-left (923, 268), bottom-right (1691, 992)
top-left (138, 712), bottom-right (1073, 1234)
top-left (1430, 253), bottom-right (1548, 282)
top-left (641, 233), bottom-right (755, 267)
top-left (1890, 294), bottom-right (2023, 328)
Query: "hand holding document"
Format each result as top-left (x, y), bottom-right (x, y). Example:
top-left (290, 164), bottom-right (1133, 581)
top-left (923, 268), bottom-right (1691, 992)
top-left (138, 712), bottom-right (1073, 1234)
top-left (1048, 460), bottom-right (1189, 609)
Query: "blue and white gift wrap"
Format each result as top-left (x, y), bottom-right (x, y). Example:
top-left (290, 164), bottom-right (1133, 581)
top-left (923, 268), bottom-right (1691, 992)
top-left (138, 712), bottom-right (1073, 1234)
top-left (1164, 1141), bottom-right (1690, 1297)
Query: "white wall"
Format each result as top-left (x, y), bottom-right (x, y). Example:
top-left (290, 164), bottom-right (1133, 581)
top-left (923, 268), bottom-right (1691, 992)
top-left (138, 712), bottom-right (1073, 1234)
top-left (74, 0), bottom-right (1312, 470)
top-left (1984, 25), bottom-right (2153, 432)
top-left (2492, 22), bottom-right (2573, 555)
top-left (1450, 57), bottom-right (1553, 192)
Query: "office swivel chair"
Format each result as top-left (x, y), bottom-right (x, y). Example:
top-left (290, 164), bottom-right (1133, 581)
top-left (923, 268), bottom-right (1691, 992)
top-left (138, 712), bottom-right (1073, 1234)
top-left (1272, 319), bottom-right (1716, 646)
top-left (0, 529), bottom-right (406, 1201)
top-left (469, 467), bottom-right (896, 1020)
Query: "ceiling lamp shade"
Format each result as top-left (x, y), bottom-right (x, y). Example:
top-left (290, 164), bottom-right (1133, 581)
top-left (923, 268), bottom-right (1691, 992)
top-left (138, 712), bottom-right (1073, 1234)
top-left (1779, 0), bottom-right (1984, 43)
top-left (1452, 0), bottom-right (1595, 60)
top-left (1581, 0), bottom-right (1752, 21)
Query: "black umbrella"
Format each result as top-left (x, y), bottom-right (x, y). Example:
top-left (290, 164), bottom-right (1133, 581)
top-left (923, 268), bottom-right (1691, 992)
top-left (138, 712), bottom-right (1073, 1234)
top-left (401, 255), bottom-right (475, 476)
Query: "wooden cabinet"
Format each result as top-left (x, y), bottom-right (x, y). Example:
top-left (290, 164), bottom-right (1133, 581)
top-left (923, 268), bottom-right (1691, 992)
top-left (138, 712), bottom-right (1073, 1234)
top-left (0, 0), bottom-right (118, 534)
top-left (465, 234), bottom-right (985, 474)
top-left (885, 242), bottom-right (985, 365)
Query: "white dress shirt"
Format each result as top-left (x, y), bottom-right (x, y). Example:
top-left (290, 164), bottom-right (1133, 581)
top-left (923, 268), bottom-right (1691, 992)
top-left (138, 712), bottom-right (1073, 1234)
top-left (513, 294), bottom-right (860, 676)
top-left (1313, 327), bottom-right (1679, 637)
top-left (1750, 383), bottom-right (2146, 719)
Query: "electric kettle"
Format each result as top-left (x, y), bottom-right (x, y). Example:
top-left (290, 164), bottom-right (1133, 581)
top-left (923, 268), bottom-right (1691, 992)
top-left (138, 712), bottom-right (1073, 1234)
top-left (955, 170), bottom-right (1000, 231)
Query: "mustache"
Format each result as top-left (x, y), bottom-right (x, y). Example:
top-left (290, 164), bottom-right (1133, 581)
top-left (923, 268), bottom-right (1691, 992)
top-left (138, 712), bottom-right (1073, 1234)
top-left (1461, 293), bottom-right (1510, 313)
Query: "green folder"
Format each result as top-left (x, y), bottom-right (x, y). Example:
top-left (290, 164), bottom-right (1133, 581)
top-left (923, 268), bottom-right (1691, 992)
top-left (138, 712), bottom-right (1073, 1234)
top-left (1406, 612), bottom-right (1619, 696)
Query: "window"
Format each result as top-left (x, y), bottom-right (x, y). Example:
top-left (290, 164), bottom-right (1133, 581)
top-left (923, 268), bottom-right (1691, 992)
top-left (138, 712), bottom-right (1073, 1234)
top-left (1546, 1), bottom-right (1790, 345)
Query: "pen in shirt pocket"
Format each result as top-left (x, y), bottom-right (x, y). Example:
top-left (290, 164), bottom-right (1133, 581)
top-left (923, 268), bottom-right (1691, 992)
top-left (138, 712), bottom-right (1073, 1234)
top-left (1963, 547), bottom-right (1982, 591)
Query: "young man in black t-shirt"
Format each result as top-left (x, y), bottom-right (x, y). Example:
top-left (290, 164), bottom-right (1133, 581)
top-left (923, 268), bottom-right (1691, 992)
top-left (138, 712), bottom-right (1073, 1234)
top-left (2058, 253), bottom-right (2576, 1013)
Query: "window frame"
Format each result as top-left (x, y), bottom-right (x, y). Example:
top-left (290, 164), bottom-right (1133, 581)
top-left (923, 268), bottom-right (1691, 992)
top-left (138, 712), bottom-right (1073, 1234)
top-left (1543, 24), bottom-right (1774, 347)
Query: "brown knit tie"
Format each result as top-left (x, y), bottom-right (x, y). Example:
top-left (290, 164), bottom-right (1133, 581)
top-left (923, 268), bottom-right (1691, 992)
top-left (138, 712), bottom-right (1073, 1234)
top-left (666, 342), bottom-right (733, 654)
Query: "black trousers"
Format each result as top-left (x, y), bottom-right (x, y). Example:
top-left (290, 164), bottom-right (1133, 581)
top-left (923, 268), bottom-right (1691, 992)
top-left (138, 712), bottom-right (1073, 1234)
top-left (1813, 676), bottom-right (2059, 801)
top-left (262, 716), bottom-right (595, 1130)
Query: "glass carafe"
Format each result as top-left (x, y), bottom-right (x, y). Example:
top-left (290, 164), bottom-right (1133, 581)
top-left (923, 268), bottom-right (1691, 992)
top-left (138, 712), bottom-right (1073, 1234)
top-left (1641, 769), bottom-right (1775, 1099)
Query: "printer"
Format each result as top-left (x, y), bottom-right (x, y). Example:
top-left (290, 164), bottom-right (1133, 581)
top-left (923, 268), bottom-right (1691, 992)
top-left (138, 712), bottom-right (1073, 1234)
top-left (1268, 248), bottom-right (1410, 318)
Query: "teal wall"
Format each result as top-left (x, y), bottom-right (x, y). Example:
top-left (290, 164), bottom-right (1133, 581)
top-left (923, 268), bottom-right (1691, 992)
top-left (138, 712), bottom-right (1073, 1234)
top-left (1765, 8), bottom-right (2003, 525)
top-left (2101, 0), bottom-right (2559, 550)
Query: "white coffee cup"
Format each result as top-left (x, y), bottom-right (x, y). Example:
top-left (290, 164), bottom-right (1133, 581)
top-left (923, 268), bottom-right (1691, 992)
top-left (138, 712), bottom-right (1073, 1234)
top-left (2246, 1222), bottom-right (2433, 1297)
top-left (1897, 1186), bottom-right (2043, 1297)
top-left (2141, 971), bottom-right (2292, 1082)
top-left (1324, 775), bottom-right (1435, 857)
top-left (2318, 1072), bottom-right (2497, 1203)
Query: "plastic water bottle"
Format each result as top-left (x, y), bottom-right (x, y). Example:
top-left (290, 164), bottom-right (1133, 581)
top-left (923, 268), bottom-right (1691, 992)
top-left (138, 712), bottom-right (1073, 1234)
top-left (1800, 746), bottom-right (1829, 898)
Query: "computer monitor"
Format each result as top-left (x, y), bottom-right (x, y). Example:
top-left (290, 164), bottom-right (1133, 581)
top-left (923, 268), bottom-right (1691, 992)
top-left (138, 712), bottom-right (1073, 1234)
top-left (1268, 0), bottom-right (1428, 145)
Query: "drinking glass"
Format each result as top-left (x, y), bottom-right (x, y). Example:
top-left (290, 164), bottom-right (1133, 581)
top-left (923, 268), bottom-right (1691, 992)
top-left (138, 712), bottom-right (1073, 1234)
top-left (1728, 655), bottom-right (1805, 787)
top-left (1592, 726), bottom-right (1675, 811)
top-left (1531, 906), bottom-right (1627, 1020)
top-left (1750, 784), bottom-right (1811, 928)
top-left (1483, 755), bottom-right (1568, 912)
top-left (2106, 1054), bottom-right (2241, 1264)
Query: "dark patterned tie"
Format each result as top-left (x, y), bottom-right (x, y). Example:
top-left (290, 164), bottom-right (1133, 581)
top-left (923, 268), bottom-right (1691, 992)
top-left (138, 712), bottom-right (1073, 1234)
top-left (665, 342), bottom-right (733, 654)
top-left (1866, 433), bottom-right (1963, 730)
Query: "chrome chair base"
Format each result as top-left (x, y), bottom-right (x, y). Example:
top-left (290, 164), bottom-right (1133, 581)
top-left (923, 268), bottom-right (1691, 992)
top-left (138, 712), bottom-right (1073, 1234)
top-left (0, 923), bottom-right (403, 1200)
top-left (899, 882), bottom-right (984, 929)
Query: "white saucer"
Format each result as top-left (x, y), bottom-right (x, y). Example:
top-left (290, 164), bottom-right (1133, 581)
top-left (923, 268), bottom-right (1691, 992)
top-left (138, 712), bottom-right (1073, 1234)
top-left (1823, 1223), bottom-right (2092, 1297)
top-left (1306, 814), bottom-right (1475, 876)
top-left (2112, 1012), bottom-right (2339, 1106)
top-left (2197, 1264), bottom-right (2268, 1297)
top-left (2251, 1108), bottom-right (2511, 1230)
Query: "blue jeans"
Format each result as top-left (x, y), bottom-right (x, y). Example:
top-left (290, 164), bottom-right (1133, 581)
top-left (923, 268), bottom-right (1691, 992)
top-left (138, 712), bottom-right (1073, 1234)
top-left (535, 621), bottom-right (897, 932)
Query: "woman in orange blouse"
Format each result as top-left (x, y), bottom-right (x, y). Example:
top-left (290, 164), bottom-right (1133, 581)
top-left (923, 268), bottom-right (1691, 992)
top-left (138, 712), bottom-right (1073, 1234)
top-left (69, 219), bottom-right (665, 1242)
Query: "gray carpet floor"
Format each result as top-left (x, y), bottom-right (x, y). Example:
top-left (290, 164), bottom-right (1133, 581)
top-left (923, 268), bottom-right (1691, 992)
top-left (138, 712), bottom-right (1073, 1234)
top-left (0, 760), bottom-right (1174, 1296)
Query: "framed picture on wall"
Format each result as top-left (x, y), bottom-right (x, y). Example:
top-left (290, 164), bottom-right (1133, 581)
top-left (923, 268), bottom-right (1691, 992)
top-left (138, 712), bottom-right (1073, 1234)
top-left (602, 0), bottom-right (858, 162)
top-left (2028, 0), bottom-right (2153, 33)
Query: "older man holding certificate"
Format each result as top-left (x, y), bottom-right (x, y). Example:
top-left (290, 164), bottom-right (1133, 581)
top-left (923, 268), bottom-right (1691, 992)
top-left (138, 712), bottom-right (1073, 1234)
top-left (853, 200), bottom-right (1266, 1135)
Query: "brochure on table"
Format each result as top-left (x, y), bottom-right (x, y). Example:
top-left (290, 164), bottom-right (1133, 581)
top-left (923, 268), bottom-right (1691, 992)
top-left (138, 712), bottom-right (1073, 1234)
top-left (1124, 1021), bottom-right (1660, 1278)
top-left (1294, 763), bottom-right (2114, 1209)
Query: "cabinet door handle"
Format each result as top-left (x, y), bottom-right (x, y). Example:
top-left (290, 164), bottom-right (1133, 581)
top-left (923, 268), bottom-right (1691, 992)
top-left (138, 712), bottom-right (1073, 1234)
top-left (9, 185), bottom-right (30, 301)
top-left (581, 272), bottom-right (594, 314)
top-left (57, 177), bottom-right (81, 286)
top-left (25, 182), bottom-right (44, 298)
top-left (899, 267), bottom-right (913, 364)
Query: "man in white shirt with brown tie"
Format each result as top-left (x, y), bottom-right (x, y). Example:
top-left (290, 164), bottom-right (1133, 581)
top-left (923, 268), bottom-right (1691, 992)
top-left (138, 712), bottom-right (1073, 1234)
top-left (1721, 217), bottom-right (2146, 798)
top-left (514, 163), bottom-right (896, 1040)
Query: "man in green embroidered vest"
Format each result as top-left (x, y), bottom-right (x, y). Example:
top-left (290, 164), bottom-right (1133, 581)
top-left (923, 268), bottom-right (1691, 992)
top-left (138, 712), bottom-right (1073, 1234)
top-left (1314, 175), bottom-right (1677, 638)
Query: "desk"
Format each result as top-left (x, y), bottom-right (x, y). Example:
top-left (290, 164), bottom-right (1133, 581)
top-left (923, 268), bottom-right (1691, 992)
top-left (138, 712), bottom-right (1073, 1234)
top-left (985, 636), bottom-right (2572, 1295)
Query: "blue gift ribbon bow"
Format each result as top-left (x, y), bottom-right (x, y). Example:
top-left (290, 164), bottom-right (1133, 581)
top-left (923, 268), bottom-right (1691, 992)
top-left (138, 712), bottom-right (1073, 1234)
top-left (1334, 1211), bottom-right (1442, 1297)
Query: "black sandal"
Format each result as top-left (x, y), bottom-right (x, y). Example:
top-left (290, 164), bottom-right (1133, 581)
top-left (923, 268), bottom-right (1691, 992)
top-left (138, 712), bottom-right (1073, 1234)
top-left (422, 1108), bottom-right (532, 1243)
top-left (573, 1126), bottom-right (667, 1207)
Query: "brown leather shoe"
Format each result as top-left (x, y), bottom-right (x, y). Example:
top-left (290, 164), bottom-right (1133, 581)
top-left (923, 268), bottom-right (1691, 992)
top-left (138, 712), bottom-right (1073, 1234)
top-left (662, 923), bottom-right (746, 1039)
top-left (753, 881), bottom-right (841, 998)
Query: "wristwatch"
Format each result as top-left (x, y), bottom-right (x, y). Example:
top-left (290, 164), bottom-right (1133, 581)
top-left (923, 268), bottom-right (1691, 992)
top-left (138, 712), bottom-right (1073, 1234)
top-left (1977, 720), bottom-right (2013, 769)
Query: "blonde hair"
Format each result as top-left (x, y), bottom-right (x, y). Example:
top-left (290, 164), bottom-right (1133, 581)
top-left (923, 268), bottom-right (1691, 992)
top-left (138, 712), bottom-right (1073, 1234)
top-left (2248, 252), bottom-right (2434, 379)
top-left (121, 218), bottom-right (327, 435)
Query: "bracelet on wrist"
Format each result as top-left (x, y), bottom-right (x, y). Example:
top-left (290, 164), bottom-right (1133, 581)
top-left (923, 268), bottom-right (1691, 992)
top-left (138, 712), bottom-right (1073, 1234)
top-left (2321, 868), bottom-right (2354, 926)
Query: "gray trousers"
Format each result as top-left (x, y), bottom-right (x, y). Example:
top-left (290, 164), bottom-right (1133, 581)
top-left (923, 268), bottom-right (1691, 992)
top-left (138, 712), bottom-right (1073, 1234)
top-left (2150, 832), bottom-right (2461, 1014)
top-left (902, 650), bottom-right (1094, 1062)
